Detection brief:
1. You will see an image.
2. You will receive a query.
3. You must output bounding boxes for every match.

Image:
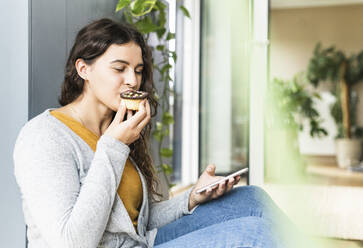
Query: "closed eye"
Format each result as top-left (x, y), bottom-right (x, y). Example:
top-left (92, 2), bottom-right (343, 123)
top-left (114, 68), bottom-right (126, 72)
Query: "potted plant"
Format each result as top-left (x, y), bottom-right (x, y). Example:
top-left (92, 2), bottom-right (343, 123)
top-left (307, 43), bottom-right (363, 168)
top-left (266, 73), bottom-right (328, 181)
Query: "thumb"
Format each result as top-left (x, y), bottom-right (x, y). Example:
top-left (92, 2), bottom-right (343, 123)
top-left (204, 164), bottom-right (216, 176)
top-left (113, 100), bottom-right (127, 123)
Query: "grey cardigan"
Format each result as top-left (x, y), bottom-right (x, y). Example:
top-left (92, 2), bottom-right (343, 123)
top-left (13, 109), bottom-right (196, 248)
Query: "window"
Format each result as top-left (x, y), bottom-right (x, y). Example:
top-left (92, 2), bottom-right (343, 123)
top-left (199, 0), bottom-right (251, 175)
top-left (173, 0), bottom-right (268, 187)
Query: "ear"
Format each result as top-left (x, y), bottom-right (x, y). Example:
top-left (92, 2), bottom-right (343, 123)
top-left (75, 58), bottom-right (90, 80)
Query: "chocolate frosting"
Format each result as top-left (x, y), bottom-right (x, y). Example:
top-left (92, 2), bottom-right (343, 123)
top-left (120, 90), bottom-right (149, 100)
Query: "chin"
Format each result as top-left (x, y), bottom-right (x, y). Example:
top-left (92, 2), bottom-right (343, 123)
top-left (110, 99), bottom-right (122, 112)
top-left (111, 105), bottom-right (119, 112)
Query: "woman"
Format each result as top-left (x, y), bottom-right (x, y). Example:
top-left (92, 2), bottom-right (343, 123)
top-left (14, 18), bottom-right (302, 248)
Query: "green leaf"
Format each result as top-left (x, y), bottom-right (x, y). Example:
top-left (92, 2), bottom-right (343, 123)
top-left (116, 0), bottom-right (131, 12)
top-left (155, 1), bottom-right (167, 27)
top-left (156, 45), bottom-right (165, 51)
top-left (156, 121), bottom-right (163, 131)
top-left (156, 28), bottom-right (166, 39)
top-left (152, 130), bottom-right (162, 142)
top-left (155, 0), bottom-right (166, 10)
top-left (162, 112), bottom-right (174, 125)
top-left (161, 148), bottom-right (173, 158)
top-left (170, 51), bottom-right (177, 63)
top-left (161, 163), bottom-right (173, 175)
top-left (163, 127), bottom-right (169, 136)
top-left (161, 63), bottom-right (172, 74)
top-left (179, 5), bottom-right (191, 19)
top-left (134, 16), bottom-right (159, 34)
top-left (124, 10), bottom-right (133, 23)
top-left (131, 0), bottom-right (157, 17)
top-left (166, 32), bottom-right (175, 40)
top-left (153, 91), bottom-right (160, 101)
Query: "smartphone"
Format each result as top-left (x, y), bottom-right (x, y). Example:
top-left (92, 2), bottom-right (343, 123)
top-left (195, 167), bottom-right (249, 194)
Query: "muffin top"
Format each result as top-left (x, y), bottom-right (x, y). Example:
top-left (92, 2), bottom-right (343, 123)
top-left (120, 90), bottom-right (149, 100)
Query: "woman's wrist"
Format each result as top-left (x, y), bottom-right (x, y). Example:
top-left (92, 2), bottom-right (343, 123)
top-left (188, 192), bottom-right (199, 211)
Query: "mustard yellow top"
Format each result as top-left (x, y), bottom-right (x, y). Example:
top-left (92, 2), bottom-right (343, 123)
top-left (50, 110), bottom-right (143, 229)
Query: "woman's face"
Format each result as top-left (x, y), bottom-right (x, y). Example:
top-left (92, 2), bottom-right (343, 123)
top-left (84, 42), bottom-right (144, 111)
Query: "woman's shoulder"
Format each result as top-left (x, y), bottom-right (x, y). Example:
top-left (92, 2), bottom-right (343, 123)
top-left (15, 108), bottom-right (74, 149)
top-left (19, 109), bottom-right (60, 134)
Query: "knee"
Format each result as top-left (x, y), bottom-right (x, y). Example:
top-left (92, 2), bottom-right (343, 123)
top-left (229, 185), bottom-right (274, 211)
top-left (247, 185), bottom-right (268, 198)
top-left (234, 185), bottom-right (269, 201)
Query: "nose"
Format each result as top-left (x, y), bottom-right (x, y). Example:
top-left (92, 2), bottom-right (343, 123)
top-left (124, 69), bottom-right (138, 89)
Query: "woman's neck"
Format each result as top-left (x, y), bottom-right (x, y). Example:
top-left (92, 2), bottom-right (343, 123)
top-left (60, 95), bottom-right (114, 137)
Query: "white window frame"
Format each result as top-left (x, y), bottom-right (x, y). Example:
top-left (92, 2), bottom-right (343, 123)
top-left (178, 0), bottom-right (269, 187)
top-left (180, 0), bottom-right (201, 187)
top-left (249, 0), bottom-right (269, 186)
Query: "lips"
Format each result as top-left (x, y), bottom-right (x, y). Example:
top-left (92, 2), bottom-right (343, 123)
top-left (121, 89), bottom-right (135, 94)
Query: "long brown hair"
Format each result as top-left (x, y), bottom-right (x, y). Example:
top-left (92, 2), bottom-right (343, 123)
top-left (59, 18), bottom-right (160, 198)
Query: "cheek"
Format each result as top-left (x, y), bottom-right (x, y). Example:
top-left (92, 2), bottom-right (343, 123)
top-left (90, 69), bottom-right (119, 90)
top-left (137, 76), bottom-right (143, 90)
top-left (88, 75), bottom-right (120, 102)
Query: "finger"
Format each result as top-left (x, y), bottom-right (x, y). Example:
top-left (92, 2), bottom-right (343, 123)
top-left (127, 109), bottom-right (133, 120)
top-left (226, 178), bottom-right (234, 192)
top-left (211, 184), bottom-right (219, 190)
top-left (216, 182), bottom-right (226, 196)
top-left (136, 100), bottom-right (151, 131)
top-left (234, 176), bottom-right (241, 185)
top-left (205, 187), bottom-right (213, 197)
top-left (113, 100), bottom-right (127, 123)
top-left (128, 100), bottom-right (147, 127)
top-left (204, 164), bottom-right (216, 177)
top-left (211, 190), bottom-right (220, 200)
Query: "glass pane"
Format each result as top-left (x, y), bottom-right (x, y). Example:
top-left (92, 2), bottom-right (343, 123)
top-left (200, 0), bottom-right (251, 175)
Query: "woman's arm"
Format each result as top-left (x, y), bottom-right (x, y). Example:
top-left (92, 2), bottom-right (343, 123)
top-left (14, 126), bottom-right (129, 248)
top-left (147, 187), bottom-right (196, 230)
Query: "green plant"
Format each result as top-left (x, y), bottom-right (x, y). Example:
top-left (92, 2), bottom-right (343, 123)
top-left (307, 43), bottom-right (363, 138)
top-left (265, 74), bottom-right (325, 183)
top-left (268, 73), bottom-right (328, 138)
top-left (115, 0), bottom-right (190, 187)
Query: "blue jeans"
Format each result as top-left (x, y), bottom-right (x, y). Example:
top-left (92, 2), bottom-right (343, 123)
top-left (154, 186), bottom-right (306, 248)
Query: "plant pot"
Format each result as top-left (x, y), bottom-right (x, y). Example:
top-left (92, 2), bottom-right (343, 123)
top-left (335, 138), bottom-right (362, 168)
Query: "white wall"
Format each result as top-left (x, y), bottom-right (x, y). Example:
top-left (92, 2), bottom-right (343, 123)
top-left (0, 1), bottom-right (28, 247)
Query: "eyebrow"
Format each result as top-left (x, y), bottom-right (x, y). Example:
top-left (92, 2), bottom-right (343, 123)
top-left (110, 59), bottom-right (144, 67)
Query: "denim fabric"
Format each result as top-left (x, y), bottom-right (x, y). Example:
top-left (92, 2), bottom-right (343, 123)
top-left (154, 186), bottom-right (306, 248)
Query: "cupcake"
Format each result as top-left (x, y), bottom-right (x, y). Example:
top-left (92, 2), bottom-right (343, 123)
top-left (120, 90), bottom-right (149, 111)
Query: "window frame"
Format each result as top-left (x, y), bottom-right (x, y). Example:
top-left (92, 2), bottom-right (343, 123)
top-left (174, 0), bottom-right (269, 188)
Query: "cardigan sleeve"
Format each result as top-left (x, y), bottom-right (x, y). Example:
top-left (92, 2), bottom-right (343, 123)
top-left (13, 123), bottom-right (129, 248)
top-left (147, 187), bottom-right (198, 230)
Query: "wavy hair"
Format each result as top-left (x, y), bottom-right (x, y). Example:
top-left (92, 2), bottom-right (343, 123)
top-left (59, 18), bottom-right (160, 198)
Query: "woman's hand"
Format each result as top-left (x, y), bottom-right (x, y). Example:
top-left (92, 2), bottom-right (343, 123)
top-left (188, 164), bottom-right (241, 210)
top-left (104, 99), bottom-right (150, 145)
